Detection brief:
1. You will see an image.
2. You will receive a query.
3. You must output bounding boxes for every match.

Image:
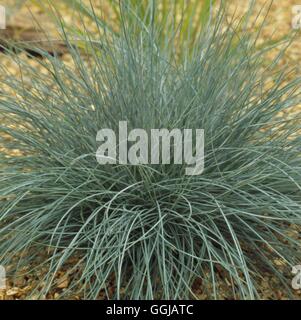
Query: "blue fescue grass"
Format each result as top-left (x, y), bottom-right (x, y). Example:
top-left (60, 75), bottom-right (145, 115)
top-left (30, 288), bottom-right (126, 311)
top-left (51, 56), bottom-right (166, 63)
top-left (0, 2), bottom-right (301, 299)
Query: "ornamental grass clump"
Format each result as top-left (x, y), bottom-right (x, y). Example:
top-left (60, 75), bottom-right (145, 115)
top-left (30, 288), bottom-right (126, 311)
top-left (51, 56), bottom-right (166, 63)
top-left (0, 3), bottom-right (301, 299)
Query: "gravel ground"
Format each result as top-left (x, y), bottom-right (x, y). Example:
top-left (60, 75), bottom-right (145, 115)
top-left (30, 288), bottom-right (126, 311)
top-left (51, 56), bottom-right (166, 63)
top-left (0, 0), bottom-right (300, 300)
